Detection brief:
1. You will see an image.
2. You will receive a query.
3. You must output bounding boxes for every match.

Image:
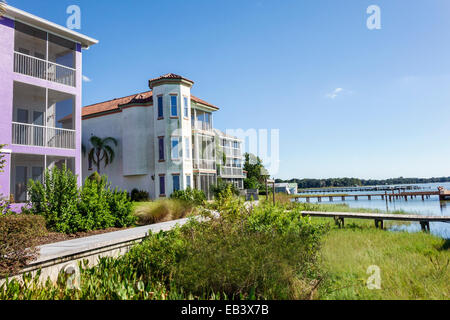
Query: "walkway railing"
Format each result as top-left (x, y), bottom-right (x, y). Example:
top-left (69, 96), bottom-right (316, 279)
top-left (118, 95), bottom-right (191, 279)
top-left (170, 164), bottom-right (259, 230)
top-left (12, 122), bottom-right (76, 149)
top-left (14, 52), bottom-right (76, 87)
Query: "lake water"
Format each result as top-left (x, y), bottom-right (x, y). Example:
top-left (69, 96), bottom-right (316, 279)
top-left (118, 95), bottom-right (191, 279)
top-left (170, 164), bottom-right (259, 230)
top-left (296, 182), bottom-right (450, 239)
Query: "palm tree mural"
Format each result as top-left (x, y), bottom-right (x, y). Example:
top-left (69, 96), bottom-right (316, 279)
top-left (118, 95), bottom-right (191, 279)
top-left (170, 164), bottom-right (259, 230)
top-left (86, 136), bottom-right (118, 174)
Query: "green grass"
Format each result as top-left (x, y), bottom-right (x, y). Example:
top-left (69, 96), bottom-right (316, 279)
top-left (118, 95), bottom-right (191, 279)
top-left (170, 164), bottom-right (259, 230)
top-left (302, 206), bottom-right (450, 300)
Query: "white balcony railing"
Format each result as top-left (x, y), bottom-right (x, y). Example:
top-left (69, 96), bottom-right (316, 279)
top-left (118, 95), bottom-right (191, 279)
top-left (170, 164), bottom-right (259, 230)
top-left (12, 122), bottom-right (76, 149)
top-left (222, 146), bottom-right (241, 157)
top-left (220, 166), bottom-right (244, 177)
top-left (193, 159), bottom-right (216, 171)
top-left (192, 120), bottom-right (212, 131)
top-left (14, 52), bottom-right (76, 87)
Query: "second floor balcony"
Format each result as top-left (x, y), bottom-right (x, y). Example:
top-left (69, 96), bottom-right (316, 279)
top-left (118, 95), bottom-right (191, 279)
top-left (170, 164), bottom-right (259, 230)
top-left (11, 82), bottom-right (76, 150)
top-left (219, 166), bottom-right (244, 177)
top-left (193, 159), bottom-right (216, 171)
top-left (12, 122), bottom-right (75, 149)
top-left (14, 51), bottom-right (76, 87)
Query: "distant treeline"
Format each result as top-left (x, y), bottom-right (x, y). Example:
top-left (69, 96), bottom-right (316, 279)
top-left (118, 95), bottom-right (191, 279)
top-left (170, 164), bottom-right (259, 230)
top-left (275, 177), bottom-right (450, 189)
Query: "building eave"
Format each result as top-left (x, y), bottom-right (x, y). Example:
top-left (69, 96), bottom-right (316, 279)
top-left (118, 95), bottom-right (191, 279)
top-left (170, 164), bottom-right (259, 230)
top-left (3, 4), bottom-right (98, 48)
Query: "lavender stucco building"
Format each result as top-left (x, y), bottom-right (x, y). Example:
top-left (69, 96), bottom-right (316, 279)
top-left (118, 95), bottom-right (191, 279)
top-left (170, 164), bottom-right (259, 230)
top-left (0, 5), bottom-right (97, 202)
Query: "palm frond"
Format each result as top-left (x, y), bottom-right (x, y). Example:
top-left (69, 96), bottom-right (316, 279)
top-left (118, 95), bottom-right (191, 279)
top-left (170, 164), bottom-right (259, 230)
top-left (104, 145), bottom-right (115, 164)
top-left (89, 136), bottom-right (103, 148)
top-left (103, 137), bottom-right (118, 146)
top-left (88, 148), bottom-right (96, 165)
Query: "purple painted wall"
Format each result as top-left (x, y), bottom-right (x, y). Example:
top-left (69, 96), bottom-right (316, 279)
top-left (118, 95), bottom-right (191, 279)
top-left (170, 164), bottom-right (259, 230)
top-left (0, 17), bottom-right (15, 198)
top-left (0, 15), bottom-right (83, 202)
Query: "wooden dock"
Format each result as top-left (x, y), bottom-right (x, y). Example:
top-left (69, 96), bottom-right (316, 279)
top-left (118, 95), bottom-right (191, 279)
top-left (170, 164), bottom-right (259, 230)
top-left (293, 187), bottom-right (450, 202)
top-left (300, 211), bottom-right (450, 232)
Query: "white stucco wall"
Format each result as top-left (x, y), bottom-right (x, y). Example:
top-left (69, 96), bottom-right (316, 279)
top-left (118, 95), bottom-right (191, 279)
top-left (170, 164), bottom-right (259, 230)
top-left (82, 111), bottom-right (154, 197)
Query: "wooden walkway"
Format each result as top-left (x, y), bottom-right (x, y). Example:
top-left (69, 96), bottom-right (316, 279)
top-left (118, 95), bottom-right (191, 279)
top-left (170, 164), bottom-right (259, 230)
top-left (300, 211), bottom-right (450, 232)
top-left (293, 189), bottom-right (450, 202)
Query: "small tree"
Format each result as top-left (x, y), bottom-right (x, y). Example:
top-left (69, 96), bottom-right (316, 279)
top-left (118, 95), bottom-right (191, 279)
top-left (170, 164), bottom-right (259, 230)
top-left (87, 136), bottom-right (118, 174)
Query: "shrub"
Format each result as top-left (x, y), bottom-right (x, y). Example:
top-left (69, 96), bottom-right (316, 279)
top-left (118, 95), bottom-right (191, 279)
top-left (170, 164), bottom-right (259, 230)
top-left (0, 190), bottom-right (327, 300)
top-left (28, 166), bottom-right (135, 233)
top-left (170, 188), bottom-right (206, 206)
top-left (107, 187), bottom-right (136, 228)
top-left (210, 179), bottom-right (239, 199)
top-left (28, 165), bottom-right (79, 233)
top-left (130, 189), bottom-right (150, 202)
top-left (0, 214), bottom-right (47, 277)
top-left (0, 194), bottom-right (12, 215)
top-left (77, 178), bottom-right (115, 232)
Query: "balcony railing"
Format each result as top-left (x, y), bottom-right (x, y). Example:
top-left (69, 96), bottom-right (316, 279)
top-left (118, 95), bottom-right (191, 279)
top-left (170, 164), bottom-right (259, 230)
top-left (193, 159), bottom-right (216, 171)
top-left (192, 120), bottom-right (212, 132)
top-left (12, 122), bottom-right (76, 149)
top-left (220, 166), bottom-right (244, 177)
top-left (222, 146), bottom-right (241, 157)
top-left (14, 52), bottom-right (76, 87)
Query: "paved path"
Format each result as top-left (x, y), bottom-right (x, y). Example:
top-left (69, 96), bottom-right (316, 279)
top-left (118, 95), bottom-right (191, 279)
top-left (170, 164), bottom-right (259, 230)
top-left (35, 218), bottom-right (191, 264)
top-left (36, 201), bottom-right (260, 264)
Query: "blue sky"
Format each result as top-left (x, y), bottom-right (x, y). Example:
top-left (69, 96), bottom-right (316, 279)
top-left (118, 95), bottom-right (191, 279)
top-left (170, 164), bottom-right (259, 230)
top-left (8, 0), bottom-right (450, 180)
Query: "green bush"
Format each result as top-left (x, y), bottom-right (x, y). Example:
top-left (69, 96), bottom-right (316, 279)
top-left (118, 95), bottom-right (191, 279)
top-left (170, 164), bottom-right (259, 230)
top-left (130, 189), bottom-right (150, 202)
top-left (77, 178), bottom-right (115, 231)
top-left (28, 165), bottom-right (79, 233)
top-left (27, 166), bottom-right (135, 233)
top-left (210, 179), bottom-right (240, 199)
top-left (0, 190), bottom-right (327, 300)
top-left (107, 187), bottom-right (136, 228)
top-left (170, 188), bottom-right (206, 206)
top-left (0, 214), bottom-right (47, 277)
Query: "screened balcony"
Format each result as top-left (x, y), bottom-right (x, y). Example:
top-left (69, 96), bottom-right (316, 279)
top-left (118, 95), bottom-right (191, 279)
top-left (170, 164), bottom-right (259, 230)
top-left (192, 133), bottom-right (216, 171)
top-left (13, 21), bottom-right (77, 87)
top-left (10, 153), bottom-right (75, 203)
top-left (191, 109), bottom-right (212, 132)
top-left (12, 82), bottom-right (76, 149)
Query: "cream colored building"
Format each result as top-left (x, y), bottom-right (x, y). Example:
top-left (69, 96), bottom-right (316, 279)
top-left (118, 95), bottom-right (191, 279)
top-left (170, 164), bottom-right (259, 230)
top-left (79, 74), bottom-right (245, 199)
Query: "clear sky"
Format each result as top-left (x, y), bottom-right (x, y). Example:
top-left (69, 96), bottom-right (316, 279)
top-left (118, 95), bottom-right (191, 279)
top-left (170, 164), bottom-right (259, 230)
top-left (8, 0), bottom-right (450, 180)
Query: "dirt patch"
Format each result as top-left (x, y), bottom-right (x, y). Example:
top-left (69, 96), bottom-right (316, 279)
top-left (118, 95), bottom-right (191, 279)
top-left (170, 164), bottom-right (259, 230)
top-left (35, 227), bottom-right (131, 246)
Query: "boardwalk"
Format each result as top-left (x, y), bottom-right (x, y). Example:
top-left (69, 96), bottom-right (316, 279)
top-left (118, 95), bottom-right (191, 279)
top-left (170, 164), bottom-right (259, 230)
top-left (293, 188), bottom-right (450, 202)
top-left (300, 211), bottom-right (450, 232)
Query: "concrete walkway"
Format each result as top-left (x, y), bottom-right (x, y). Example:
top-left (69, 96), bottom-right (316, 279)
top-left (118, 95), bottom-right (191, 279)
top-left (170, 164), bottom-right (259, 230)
top-left (35, 217), bottom-right (191, 264)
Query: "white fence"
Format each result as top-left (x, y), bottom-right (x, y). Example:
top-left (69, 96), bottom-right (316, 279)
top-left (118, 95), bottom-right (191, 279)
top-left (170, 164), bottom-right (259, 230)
top-left (192, 120), bottom-right (212, 131)
top-left (12, 122), bottom-right (76, 149)
top-left (193, 159), bottom-right (216, 171)
top-left (14, 52), bottom-right (76, 87)
top-left (220, 166), bottom-right (244, 177)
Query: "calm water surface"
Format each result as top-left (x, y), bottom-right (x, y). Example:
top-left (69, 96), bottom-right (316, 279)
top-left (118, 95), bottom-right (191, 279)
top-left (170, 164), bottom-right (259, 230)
top-left (296, 182), bottom-right (450, 239)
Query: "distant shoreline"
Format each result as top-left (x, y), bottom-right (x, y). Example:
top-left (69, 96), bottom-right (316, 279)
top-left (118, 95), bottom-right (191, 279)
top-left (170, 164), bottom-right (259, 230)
top-left (276, 177), bottom-right (450, 190)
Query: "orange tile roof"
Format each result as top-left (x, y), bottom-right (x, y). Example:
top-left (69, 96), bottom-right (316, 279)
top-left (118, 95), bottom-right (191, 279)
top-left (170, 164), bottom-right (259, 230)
top-left (149, 73), bottom-right (194, 85)
top-left (75, 90), bottom-right (219, 121)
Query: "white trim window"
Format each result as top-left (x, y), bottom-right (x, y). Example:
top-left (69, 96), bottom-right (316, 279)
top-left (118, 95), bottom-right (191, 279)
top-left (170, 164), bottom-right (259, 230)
top-left (171, 137), bottom-right (181, 160)
top-left (184, 137), bottom-right (191, 159)
top-left (170, 95), bottom-right (178, 117)
top-left (184, 96), bottom-right (189, 118)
